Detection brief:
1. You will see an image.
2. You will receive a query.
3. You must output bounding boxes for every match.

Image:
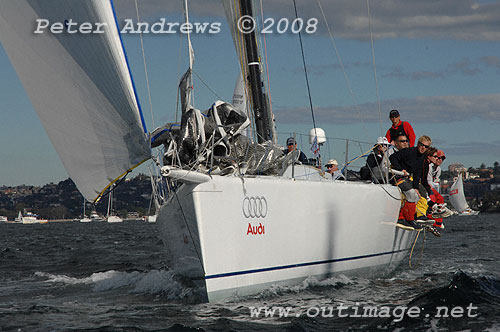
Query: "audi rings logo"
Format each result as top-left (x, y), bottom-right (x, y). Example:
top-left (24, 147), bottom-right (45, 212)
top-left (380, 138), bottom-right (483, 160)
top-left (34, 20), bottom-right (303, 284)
top-left (242, 196), bottom-right (268, 218)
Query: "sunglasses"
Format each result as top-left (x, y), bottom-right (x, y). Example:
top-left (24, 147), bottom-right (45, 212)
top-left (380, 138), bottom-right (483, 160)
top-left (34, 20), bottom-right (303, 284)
top-left (431, 155), bottom-right (438, 158)
top-left (326, 165), bottom-right (335, 168)
top-left (418, 142), bottom-right (430, 148)
top-left (398, 139), bottom-right (409, 143)
top-left (438, 156), bottom-right (446, 160)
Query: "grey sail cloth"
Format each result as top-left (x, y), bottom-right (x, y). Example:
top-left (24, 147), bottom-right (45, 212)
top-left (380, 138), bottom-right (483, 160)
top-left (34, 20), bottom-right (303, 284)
top-left (0, 0), bottom-right (150, 202)
top-left (152, 98), bottom-right (289, 176)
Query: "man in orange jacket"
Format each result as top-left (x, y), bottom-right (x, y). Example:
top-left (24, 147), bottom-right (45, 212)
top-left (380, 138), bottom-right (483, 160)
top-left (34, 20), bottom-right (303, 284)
top-left (385, 110), bottom-right (416, 147)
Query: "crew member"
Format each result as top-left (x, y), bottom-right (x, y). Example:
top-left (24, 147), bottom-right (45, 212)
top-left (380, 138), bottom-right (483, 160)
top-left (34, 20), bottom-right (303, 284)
top-left (284, 137), bottom-right (308, 164)
top-left (385, 110), bottom-right (416, 147)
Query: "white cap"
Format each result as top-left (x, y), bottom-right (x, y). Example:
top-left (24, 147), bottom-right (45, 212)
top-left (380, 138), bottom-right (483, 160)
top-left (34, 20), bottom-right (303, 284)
top-left (376, 137), bottom-right (390, 145)
top-left (325, 159), bottom-right (338, 167)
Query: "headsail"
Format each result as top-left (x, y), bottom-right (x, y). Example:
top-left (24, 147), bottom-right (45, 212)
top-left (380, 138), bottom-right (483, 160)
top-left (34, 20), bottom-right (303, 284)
top-left (449, 173), bottom-right (469, 213)
top-left (0, 0), bottom-right (150, 202)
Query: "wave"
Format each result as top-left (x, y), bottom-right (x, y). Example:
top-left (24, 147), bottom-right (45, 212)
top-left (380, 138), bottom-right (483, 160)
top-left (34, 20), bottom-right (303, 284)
top-left (409, 270), bottom-right (500, 308)
top-left (34, 269), bottom-right (204, 301)
top-left (368, 270), bottom-right (500, 331)
top-left (250, 274), bottom-right (358, 300)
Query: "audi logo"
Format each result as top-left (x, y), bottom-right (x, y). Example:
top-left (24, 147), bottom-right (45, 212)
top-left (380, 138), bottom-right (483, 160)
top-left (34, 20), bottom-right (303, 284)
top-left (242, 196), bottom-right (268, 218)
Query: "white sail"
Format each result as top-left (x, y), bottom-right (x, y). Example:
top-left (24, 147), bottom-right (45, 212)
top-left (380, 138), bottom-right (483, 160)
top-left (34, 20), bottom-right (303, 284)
top-left (0, 0), bottom-right (150, 202)
top-left (232, 72), bottom-right (252, 137)
top-left (449, 173), bottom-right (469, 213)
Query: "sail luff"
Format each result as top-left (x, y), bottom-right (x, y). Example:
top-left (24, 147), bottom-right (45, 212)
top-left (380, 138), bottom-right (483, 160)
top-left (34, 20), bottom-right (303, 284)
top-left (109, 0), bottom-right (148, 134)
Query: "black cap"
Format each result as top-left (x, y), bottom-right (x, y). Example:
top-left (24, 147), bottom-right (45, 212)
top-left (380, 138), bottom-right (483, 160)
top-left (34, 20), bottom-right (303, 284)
top-left (389, 109), bottom-right (400, 118)
top-left (287, 137), bottom-right (296, 145)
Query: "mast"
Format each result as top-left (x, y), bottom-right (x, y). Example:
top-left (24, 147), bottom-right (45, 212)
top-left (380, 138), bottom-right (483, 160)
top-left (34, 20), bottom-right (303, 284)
top-left (107, 189), bottom-right (112, 218)
top-left (239, 0), bottom-right (272, 143)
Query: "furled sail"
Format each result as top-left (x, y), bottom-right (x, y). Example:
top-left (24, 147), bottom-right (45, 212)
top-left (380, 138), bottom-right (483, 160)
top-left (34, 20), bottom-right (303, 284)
top-left (0, 0), bottom-right (150, 202)
top-left (449, 173), bottom-right (469, 213)
top-left (222, 0), bottom-right (276, 144)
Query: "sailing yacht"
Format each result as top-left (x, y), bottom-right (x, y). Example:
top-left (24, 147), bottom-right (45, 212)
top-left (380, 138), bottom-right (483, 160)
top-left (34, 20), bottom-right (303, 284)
top-left (449, 172), bottom-right (480, 216)
top-left (80, 199), bottom-right (92, 223)
top-left (0, 0), bottom-right (417, 302)
top-left (106, 189), bottom-right (123, 223)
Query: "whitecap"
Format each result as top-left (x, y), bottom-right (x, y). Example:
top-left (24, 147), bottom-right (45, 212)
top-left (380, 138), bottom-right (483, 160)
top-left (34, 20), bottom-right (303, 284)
top-left (34, 270), bottom-right (202, 300)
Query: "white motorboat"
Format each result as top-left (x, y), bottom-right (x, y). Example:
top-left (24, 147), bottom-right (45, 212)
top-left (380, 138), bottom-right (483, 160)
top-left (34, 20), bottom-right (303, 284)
top-left (16, 210), bottom-right (47, 224)
top-left (89, 211), bottom-right (104, 222)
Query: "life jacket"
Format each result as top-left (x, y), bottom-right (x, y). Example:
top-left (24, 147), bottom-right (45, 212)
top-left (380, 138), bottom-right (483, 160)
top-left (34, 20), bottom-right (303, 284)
top-left (389, 121), bottom-right (407, 142)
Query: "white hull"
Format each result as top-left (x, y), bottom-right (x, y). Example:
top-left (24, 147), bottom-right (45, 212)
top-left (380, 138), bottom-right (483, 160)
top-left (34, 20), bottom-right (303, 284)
top-left (458, 209), bottom-right (480, 216)
top-left (157, 173), bottom-right (416, 302)
top-left (107, 215), bottom-right (123, 223)
top-left (80, 217), bottom-right (92, 223)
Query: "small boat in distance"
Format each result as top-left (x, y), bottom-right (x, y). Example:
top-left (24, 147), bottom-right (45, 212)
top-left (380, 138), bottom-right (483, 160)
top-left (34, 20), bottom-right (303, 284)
top-left (79, 198), bottom-right (92, 222)
top-left (106, 187), bottom-right (122, 223)
top-left (449, 172), bottom-right (480, 216)
top-left (16, 210), bottom-right (48, 224)
top-left (0, 216), bottom-right (7, 222)
top-left (89, 211), bottom-right (104, 222)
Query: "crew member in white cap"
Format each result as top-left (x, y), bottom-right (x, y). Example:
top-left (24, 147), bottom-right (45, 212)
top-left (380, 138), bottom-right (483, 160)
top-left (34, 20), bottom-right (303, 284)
top-left (367, 137), bottom-right (390, 183)
top-left (325, 159), bottom-right (344, 180)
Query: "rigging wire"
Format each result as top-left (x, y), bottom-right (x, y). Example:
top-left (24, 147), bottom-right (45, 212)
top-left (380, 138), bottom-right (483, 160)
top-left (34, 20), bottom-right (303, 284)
top-left (134, 0), bottom-right (155, 129)
top-left (192, 70), bottom-right (222, 100)
top-left (316, 0), bottom-right (369, 142)
top-left (292, 0), bottom-right (317, 132)
top-left (366, 0), bottom-right (384, 136)
top-left (175, 34), bottom-right (183, 123)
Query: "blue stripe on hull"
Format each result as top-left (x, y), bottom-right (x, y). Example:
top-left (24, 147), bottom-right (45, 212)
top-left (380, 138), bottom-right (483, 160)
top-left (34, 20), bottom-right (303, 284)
top-left (205, 249), bottom-right (409, 279)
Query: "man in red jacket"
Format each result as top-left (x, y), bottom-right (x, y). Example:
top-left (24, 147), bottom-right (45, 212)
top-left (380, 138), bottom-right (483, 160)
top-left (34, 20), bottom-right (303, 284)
top-left (385, 110), bottom-right (416, 147)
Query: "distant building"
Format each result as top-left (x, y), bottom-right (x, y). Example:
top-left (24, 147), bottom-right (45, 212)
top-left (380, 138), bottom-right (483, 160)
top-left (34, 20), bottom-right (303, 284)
top-left (448, 163), bottom-right (467, 175)
top-left (127, 211), bottom-right (140, 219)
top-left (479, 169), bottom-right (494, 179)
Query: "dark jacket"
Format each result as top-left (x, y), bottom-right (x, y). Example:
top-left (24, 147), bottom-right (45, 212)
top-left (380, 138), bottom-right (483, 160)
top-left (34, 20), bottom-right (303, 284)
top-left (367, 149), bottom-right (386, 183)
top-left (367, 149), bottom-right (383, 169)
top-left (283, 148), bottom-right (308, 164)
top-left (389, 147), bottom-right (425, 189)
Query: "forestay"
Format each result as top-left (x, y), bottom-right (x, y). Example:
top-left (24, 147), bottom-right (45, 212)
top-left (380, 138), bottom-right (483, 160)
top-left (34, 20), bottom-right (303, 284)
top-left (0, 0), bottom-right (150, 202)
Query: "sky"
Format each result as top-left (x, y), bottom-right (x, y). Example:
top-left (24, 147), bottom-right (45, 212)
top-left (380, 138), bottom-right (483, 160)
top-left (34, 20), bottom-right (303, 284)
top-left (1, 0), bottom-right (499, 186)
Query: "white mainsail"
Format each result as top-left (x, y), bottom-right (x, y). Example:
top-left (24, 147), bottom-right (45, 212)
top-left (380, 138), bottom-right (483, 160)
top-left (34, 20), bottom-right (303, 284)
top-left (449, 173), bottom-right (469, 213)
top-left (0, 0), bottom-right (150, 202)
